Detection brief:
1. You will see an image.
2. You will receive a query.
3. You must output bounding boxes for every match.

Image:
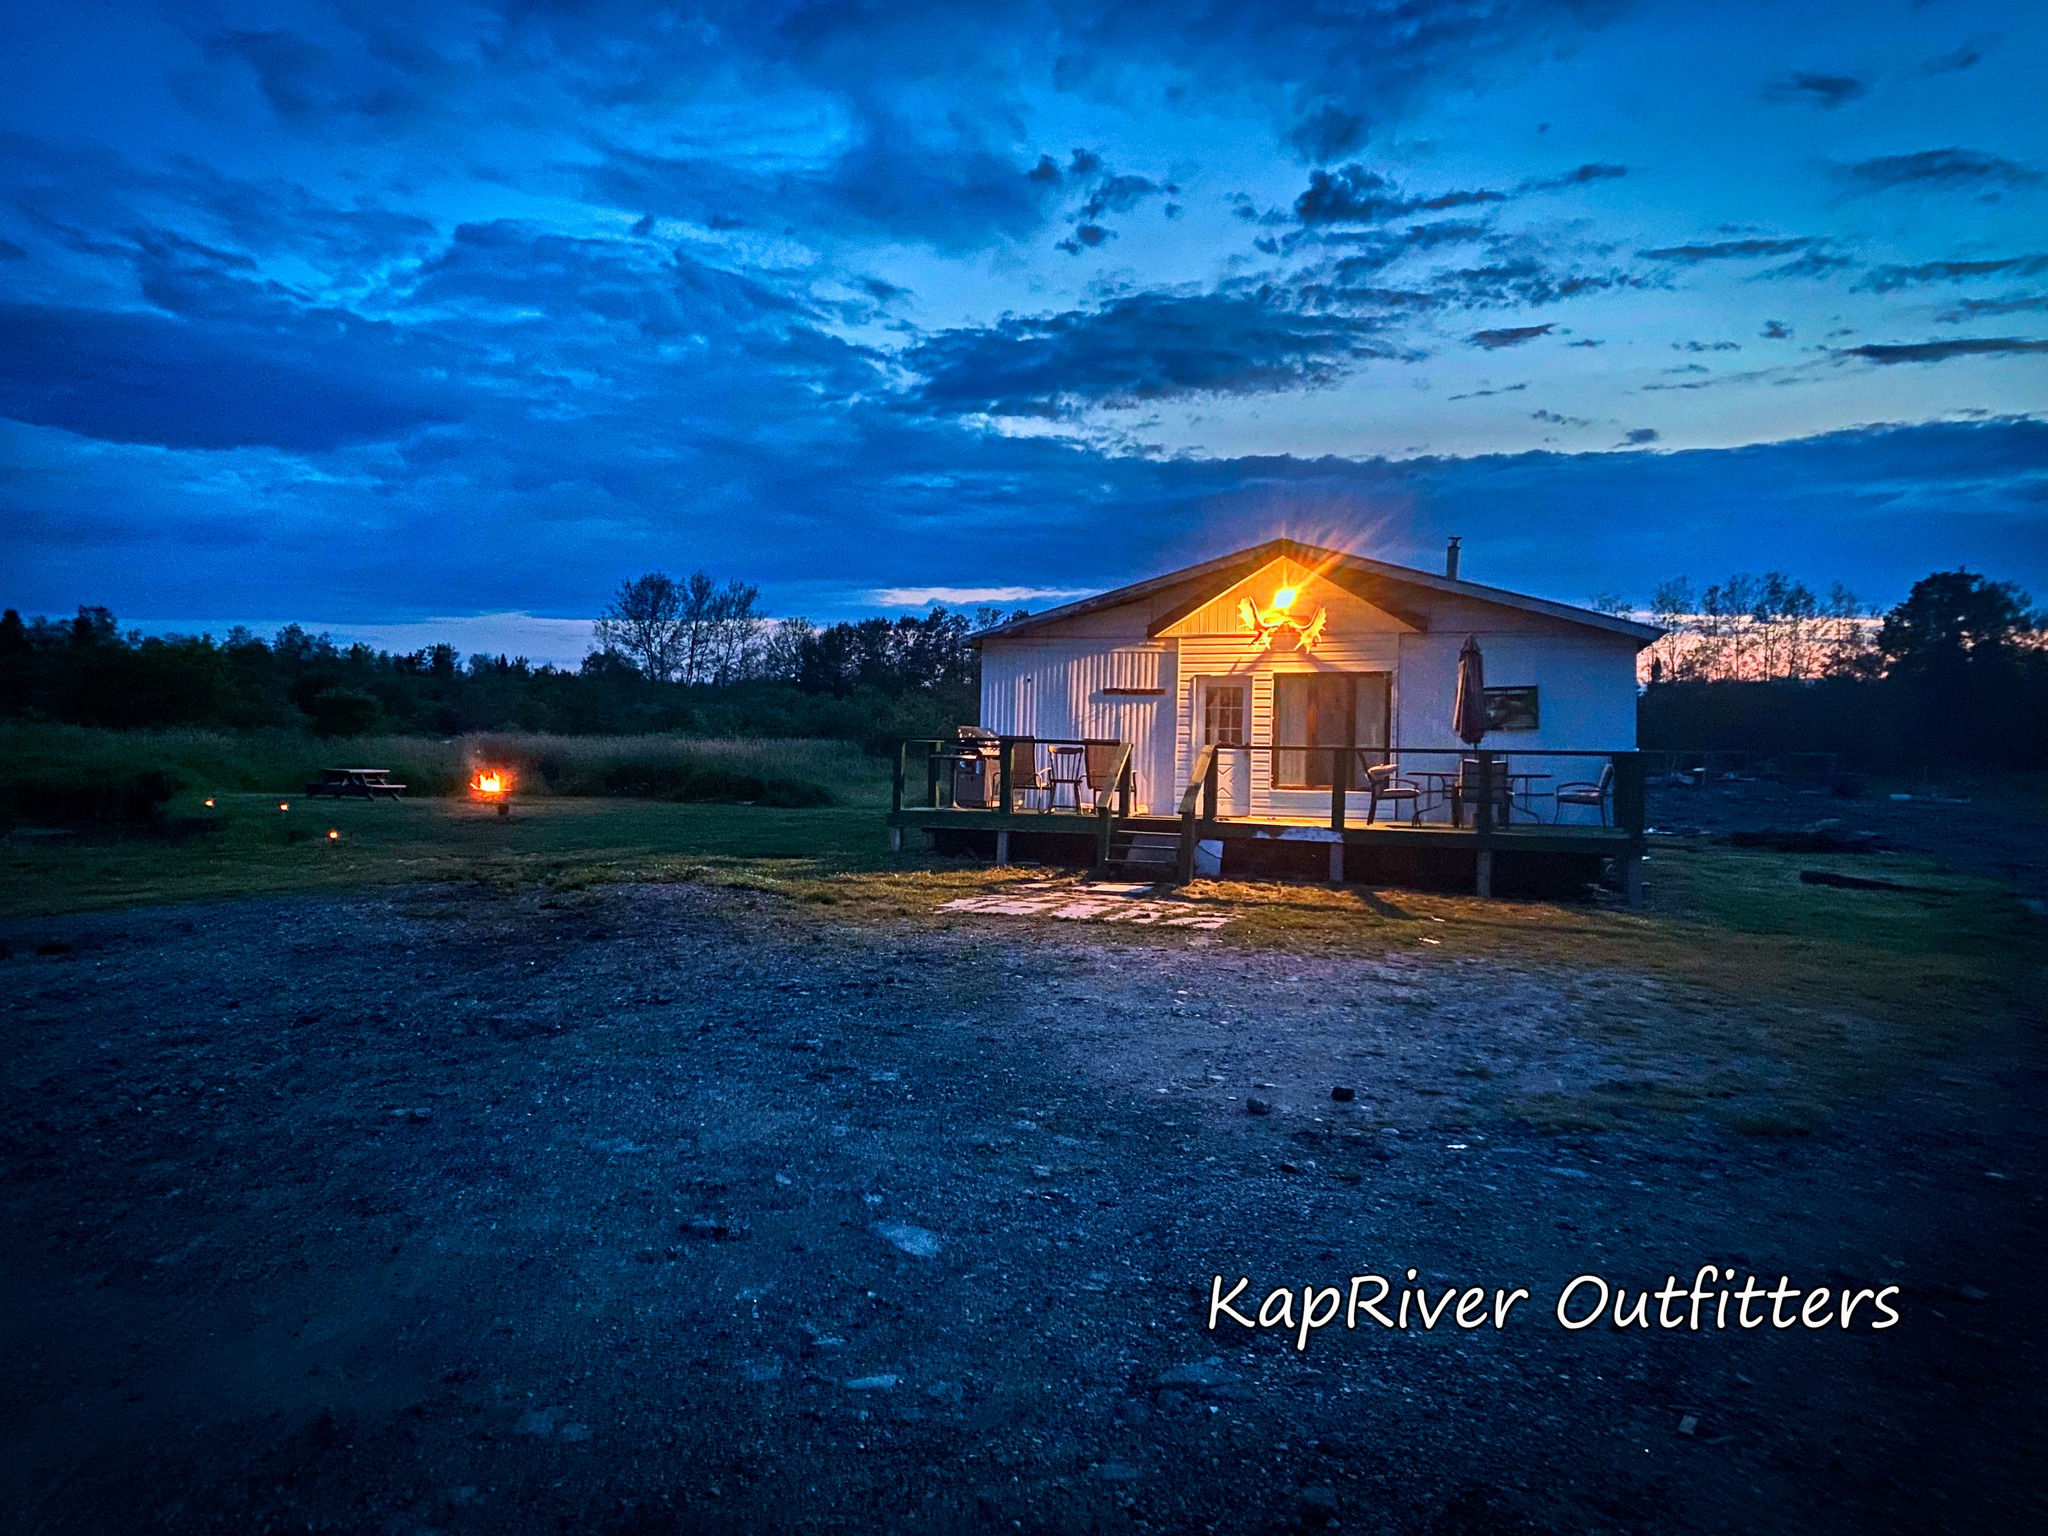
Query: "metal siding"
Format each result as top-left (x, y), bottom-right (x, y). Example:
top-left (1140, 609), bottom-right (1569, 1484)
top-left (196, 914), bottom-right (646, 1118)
top-left (984, 626), bottom-right (1635, 822)
top-left (977, 639), bottom-right (1172, 811)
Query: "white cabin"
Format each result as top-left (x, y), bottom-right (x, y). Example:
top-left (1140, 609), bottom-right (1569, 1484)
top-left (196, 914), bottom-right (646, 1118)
top-left (974, 539), bottom-right (1657, 818)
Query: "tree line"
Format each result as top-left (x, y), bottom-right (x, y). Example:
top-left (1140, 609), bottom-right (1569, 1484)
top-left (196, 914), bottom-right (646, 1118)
top-left (0, 572), bottom-right (1029, 751)
top-left (1635, 569), bottom-right (2047, 767)
top-left (1633, 572), bottom-right (1880, 683)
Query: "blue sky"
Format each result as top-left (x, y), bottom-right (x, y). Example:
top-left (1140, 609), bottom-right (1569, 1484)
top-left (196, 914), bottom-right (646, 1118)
top-left (2, 0), bottom-right (2043, 660)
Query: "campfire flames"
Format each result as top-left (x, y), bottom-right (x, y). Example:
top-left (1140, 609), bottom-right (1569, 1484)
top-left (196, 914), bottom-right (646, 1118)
top-left (471, 769), bottom-right (512, 814)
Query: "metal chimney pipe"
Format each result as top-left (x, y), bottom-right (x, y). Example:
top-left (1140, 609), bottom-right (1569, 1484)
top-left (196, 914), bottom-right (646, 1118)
top-left (1445, 536), bottom-right (1462, 581)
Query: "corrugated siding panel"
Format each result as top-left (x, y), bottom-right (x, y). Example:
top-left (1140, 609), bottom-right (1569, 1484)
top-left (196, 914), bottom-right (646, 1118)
top-left (1105, 648), bottom-right (1162, 691)
top-left (978, 640), bottom-right (1174, 811)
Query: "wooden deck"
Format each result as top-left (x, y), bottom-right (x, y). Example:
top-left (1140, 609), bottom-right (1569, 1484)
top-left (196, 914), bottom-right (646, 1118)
top-left (889, 738), bottom-right (1647, 901)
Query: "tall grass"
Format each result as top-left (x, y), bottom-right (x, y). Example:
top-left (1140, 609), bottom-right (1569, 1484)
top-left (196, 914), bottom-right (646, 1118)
top-left (0, 724), bottom-right (881, 822)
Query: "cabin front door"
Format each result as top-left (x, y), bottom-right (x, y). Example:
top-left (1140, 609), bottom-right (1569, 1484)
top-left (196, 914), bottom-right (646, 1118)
top-left (1195, 677), bottom-right (1252, 817)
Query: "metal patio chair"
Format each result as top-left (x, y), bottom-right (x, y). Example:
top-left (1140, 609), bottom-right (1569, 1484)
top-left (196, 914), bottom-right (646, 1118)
top-left (1363, 760), bottom-right (1423, 824)
top-left (1045, 744), bottom-right (1088, 812)
top-left (1554, 761), bottom-right (1615, 824)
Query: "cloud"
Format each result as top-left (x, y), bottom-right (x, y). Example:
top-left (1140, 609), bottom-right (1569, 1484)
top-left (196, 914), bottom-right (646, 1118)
top-left (585, 128), bottom-right (1066, 254)
top-left (870, 585), bottom-right (1093, 607)
top-left (1762, 320), bottom-right (1792, 339)
top-left (1519, 163), bottom-right (1628, 191)
top-left (1622, 427), bottom-right (1660, 444)
top-left (1762, 71), bottom-right (1868, 109)
top-left (1295, 164), bottom-right (1507, 225)
top-left (1079, 174), bottom-right (1161, 221)
top-left (903, 290), bottom-right (1404, 415)
top-left (1923, 38), bottom-right (1997, 76)
top-left (1937, 295), bottom-right (2048, 323)
top-left (0, 302), bottom-right (458, 450)
top-left (1639, 237), bottom-right (1815, 262)
top-left (1468, 324), bottom-right (1553, 349)
top-left (1841, 337), bottom-right (2048, 364)
top-left (1838, 149), bottom-right (2042, 194)
top-left (1288, 104), bottom-right (1369, 164)
top-left (1448, 382), bottom-right (1528, 399)
top-left (1856, 254), bottom-right (2048, 292)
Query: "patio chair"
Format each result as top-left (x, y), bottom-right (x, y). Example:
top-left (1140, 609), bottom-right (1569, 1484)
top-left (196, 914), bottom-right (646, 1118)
top-left (1554, 761), bottom-right (1615, 824)
top-left (1045, 744), bottom-right (1088, 813)
top-left (1452, 756), bottom-right (1511, 827)
top-left (1083, 740), bottom-right (1126, 811)
top-left (1007, 737), bottom-right (1049, 810)
top-left (1363, 761), bottom-right (1422, 824)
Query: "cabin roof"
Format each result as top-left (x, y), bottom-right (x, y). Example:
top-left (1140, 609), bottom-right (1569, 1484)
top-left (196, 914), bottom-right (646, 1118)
top-left (974, 538), bottom-right (1661, 645)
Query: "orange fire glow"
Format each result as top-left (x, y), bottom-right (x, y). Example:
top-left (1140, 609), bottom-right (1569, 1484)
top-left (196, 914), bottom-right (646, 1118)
top-left (472, 771), bottom-right (507, 796)
top-left (327, 829), bottom-right (340, 841)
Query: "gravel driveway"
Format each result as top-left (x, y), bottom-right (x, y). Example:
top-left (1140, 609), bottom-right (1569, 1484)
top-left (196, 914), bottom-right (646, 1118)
top-left (2, 882), bottom-right (2039, 1534)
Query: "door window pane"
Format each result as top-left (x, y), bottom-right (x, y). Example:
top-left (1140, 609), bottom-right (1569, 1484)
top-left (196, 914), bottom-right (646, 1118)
top-left (1203, 684), bottom-right (1246, 746)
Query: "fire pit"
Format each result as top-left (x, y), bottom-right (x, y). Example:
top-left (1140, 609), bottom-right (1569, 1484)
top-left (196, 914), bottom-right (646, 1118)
top-left (470, 769), bottom-right (512, 816)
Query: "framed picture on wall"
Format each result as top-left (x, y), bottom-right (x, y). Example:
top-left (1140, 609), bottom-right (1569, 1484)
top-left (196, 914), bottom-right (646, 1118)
top-left (1484, 685), bottom-right (1539, 732)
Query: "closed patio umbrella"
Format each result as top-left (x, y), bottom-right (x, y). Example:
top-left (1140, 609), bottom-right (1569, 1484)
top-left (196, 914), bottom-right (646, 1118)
top-left (1453, 635), bottom-right (1489, 746)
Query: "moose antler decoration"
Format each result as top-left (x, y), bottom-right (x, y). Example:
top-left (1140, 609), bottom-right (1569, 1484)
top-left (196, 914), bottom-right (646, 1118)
top-left (1238, 584), bottom-right (1328, 652)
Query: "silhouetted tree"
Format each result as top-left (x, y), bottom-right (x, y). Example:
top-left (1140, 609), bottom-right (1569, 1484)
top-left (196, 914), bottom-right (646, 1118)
top-left (593, 573), bottom-right (690, 682)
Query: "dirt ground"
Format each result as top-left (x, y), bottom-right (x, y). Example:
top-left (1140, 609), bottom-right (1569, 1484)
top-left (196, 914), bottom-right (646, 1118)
top-left (2, 879), bottom-right (2043, 1535)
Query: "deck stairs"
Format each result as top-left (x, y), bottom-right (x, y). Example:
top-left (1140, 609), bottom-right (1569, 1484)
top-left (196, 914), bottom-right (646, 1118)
top-left (1098, 825), bottom-right (1183, 879)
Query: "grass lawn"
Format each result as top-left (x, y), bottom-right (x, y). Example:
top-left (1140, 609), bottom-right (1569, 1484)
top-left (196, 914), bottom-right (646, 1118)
top-left (5, 787), bottom-right (2042, 1141)
top-left (5, 787), bottom-right (2035, 1032)
top-left (0, 790), bottom-right (891, 917)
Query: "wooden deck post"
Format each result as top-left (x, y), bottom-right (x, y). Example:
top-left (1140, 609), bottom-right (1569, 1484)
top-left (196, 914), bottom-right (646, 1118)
top-left (1622, 853), bottom-right (1645, 908)
top-left (1475, 848), bottom-right (1493, 898)
top-left (995, 830), bottom-right (1010, 866)
top-left (1329, 841), bottom-right (1346, 884)
top-left (887, 826), bottom-right (902, 853)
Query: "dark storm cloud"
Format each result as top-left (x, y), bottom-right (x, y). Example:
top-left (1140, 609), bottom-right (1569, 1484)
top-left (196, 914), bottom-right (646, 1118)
top-left (1762, 71), bottom-right (1868, 108)
top-left (903, 291), bottom-right (1404, 415)
top-left (1841, 337), bottom-right (2048, 365)
top-left (1837, 149), bottom-right (2042, 194)
top-left (1469, 324), bottom-right (1553, 348)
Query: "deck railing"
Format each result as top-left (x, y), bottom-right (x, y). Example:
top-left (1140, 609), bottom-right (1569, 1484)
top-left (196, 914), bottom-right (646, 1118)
top-left (892, 736), bottom-right (1135, 822)
top-left (893, 738), bottom-right (1644, 845)
top-left (1178, 745), bottom-right (1645, 840)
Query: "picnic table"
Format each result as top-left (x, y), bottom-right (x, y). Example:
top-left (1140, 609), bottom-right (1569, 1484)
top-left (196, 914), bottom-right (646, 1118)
top-left (305, 767), bottom-right (408, 800)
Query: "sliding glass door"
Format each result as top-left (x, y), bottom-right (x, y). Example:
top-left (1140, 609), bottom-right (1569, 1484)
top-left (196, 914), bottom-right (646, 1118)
top-left (1273, 672), bottom-right (1390, 788)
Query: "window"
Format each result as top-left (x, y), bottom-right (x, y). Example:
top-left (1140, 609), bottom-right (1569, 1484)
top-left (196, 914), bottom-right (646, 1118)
top-left (1274, 673), bottom-right (1390, 787)
top-left (1203, 683), bottom-right (1247, 746)
top-left (1484, 685), bottom-right (1539, 732)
